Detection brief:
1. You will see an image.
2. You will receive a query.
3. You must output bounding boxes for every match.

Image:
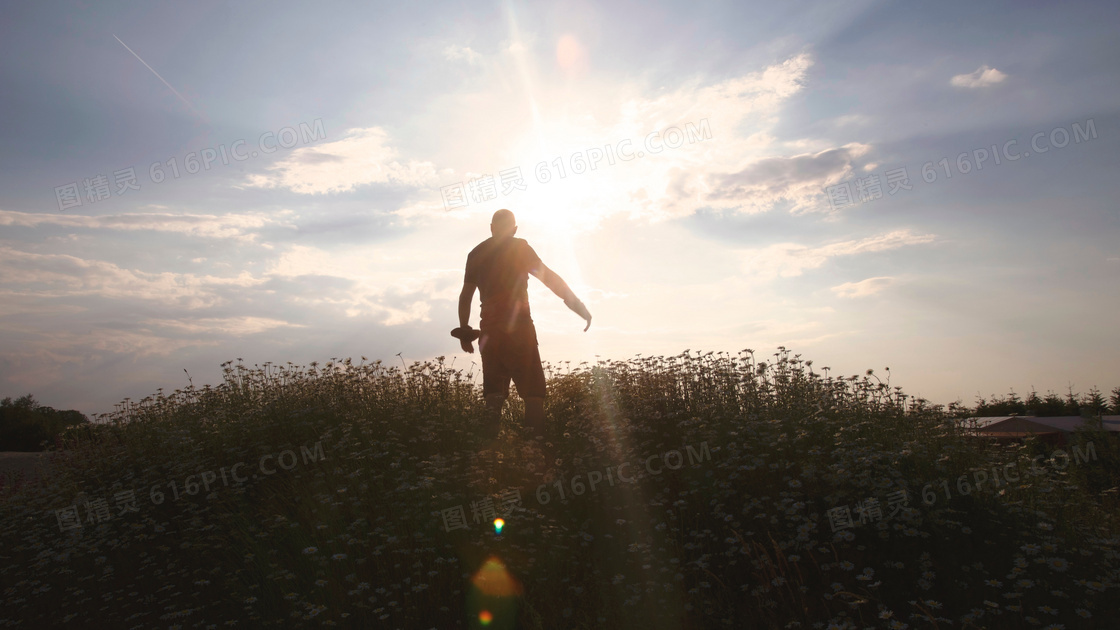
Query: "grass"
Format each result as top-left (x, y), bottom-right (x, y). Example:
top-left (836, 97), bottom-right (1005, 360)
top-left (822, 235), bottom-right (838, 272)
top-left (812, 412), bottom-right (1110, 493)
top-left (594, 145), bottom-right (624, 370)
top-left (1, 348), bottom-right (1118, 629)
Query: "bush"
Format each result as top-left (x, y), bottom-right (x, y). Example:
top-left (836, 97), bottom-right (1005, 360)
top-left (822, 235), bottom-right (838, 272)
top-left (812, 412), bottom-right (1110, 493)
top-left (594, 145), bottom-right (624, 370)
top-left (0, 395), bottom-right (89, 451)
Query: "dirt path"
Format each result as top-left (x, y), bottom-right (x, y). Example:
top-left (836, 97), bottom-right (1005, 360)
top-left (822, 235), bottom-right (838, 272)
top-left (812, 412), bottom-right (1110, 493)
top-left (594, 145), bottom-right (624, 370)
top-left (0, 451), bottom-right (58, 491)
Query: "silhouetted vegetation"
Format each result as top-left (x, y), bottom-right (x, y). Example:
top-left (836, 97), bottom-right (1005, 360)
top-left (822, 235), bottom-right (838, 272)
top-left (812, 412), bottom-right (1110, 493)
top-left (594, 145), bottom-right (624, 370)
top-left (0, 395), bottom-right (89, 451)
top-left (1, 352), bottom-right (1117, 628)
top-left (971, 385), bottom-right (1119, 417)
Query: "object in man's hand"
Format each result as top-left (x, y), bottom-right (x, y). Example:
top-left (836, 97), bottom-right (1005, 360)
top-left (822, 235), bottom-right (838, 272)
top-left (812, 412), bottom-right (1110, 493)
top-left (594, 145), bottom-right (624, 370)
top-left (451, 326), bottom-right (481, 342)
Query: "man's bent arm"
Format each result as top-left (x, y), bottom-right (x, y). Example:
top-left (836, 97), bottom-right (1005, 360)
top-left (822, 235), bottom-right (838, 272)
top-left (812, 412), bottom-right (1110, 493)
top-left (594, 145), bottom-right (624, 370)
top-left (458, 282), bottom-right (476, 328)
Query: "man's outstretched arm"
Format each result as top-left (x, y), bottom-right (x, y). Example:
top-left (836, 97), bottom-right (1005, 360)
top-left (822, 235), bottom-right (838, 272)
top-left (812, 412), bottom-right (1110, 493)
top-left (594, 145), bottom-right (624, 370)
top-left (530, 263), bottom-right (592, 331)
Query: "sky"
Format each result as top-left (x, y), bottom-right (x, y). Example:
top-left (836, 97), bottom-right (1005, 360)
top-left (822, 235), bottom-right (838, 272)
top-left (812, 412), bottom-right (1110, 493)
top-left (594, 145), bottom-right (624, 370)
top-left (1, 0), bottom-right (1118, 417)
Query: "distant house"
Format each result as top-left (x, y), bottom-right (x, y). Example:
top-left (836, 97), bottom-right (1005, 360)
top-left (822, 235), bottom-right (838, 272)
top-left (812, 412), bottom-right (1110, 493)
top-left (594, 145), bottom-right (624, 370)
top-left (959, 415), bottom-right (1120, 445)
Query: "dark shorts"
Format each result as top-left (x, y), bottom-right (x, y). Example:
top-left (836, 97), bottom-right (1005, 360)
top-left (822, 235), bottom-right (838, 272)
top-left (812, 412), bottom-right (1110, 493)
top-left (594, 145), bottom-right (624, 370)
top-left (479, 323), bottom-right (546, 398)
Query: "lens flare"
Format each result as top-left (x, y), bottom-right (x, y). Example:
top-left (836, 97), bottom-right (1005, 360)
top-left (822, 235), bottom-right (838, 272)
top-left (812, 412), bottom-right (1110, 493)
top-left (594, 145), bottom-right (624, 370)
top-left (471, 556), bottom-right (522, 597)
top-left (468, 555), bottom-right (522, 629)
top-left (493, 518), bottom-right (504, 534)
top-left (556, 34), bottom-right (587, 75)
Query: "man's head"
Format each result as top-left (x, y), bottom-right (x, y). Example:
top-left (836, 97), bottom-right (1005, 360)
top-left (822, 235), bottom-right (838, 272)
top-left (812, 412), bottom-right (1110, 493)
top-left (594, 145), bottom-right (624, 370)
top-left (491, 209), bottom-right (517, 238)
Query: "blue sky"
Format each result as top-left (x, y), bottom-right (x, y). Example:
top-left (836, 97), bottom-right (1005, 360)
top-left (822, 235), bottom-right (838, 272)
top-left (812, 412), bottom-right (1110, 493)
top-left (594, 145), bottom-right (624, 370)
top-left (1, 0), bottom-right (1118, 415)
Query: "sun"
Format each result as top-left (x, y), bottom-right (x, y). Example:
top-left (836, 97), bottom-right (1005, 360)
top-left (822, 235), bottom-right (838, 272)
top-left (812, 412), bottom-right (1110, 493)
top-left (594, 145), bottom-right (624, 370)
top-left (502, 118), bottom-right (622, 237)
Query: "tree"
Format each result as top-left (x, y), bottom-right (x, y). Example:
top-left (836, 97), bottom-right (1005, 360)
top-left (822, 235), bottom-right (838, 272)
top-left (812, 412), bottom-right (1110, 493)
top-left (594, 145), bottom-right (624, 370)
top-left (1084, 387), bottom-right (1108, 416)
top-left (974, 389), bottom-right (1027, 416)
top-left (0, 395), bottom-right (89, 451)
top-left (1064, 384), bottom-right (1081, 416)
top-left (947, 399), bottom-right (970, 419)
top-left (1025, 388), bottom-right (1042, 415)
top-left (1038, 391), bottom-right (1066, 417)
top-left (1111, 386), bottom-right (1120, 415)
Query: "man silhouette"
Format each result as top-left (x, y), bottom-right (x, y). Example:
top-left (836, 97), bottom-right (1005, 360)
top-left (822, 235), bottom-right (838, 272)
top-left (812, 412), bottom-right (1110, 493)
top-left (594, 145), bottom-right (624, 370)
top-left (456, 209), bottom-right (592, 446)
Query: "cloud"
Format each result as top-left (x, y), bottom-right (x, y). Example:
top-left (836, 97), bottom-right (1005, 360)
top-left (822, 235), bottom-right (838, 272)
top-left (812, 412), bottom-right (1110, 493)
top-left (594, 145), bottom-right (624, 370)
top-left (537, 53), bottom-right (883, 221)
top-left (950, 65), bottom-right (1007, 88)
top-left (0, 247), bottom-right (262, 308)
top-left (0, 209), bottom-right (287, 242)
top-left (0, 236), bottom-right (452, 378)
top-left (508, 53), bottom-right (827, 224)
top-left (831, 276), bottom-right (896, 298)
top-left (444, 45), bottom-right (481, 65)
top-left (1, 328), bottom-right (216, 366)
top-left (263, 244), bottom-right (452, 325)
top-left (742, 230), bottom-right (934, 280)
top-left (402, 52), bottom-right (877, 226)
top-left (0, 317), bottom-right (303, 381)
top-left (706, 143), bottom-right (871, 214)
top-left (830, 114), bottom-right (870, 128)
top-left (141, 316), bottom-right (305, 336)
top-left (245, 127), bottom-right (439, 194)
top-left (0, 241), bottom-right (448, 326)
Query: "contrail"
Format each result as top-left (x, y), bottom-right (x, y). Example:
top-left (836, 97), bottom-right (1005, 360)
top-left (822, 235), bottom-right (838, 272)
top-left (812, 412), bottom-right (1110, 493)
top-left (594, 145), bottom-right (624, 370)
top-left (113, 34), bottom-right (200, 117)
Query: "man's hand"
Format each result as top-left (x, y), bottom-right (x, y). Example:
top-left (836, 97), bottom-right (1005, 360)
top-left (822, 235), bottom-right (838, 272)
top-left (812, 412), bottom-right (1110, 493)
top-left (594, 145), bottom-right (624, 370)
top-left (579, 309), bottom-right (592, 332)
top-left (452, 326), bottom-right (480, 353)
top-left (565, 298), bottom-right (592, 332)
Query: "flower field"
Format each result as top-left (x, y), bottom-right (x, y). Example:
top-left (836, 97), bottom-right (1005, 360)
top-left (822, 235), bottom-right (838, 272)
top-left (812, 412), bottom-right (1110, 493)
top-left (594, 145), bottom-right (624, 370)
top-left (1, 348), bottom-right (1117, 628)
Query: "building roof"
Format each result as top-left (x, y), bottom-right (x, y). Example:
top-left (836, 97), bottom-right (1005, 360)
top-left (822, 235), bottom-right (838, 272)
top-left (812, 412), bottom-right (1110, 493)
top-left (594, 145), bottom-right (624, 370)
top-left (961, 415), bottom-right (1120, 434)
top-left (977, 431), bottom-right (1062, 439)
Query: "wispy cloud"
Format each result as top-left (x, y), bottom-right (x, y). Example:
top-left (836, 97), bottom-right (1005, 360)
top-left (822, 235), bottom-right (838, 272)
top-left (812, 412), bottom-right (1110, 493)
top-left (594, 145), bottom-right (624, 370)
top-left (950, 65), bottom-right (1007, 88)
top-left (0, 248), bottom-right (261, 308)
top-left (0, 209), bottom-right (288, 242)
top-left (831, 276), bottom-right (897, 298)
top-left (264, 244), bottom-right (450, 325)
top-left (706, 143), bottom-right (871, 214)
top-left (742, 230), bottom-right (935, 280)
top-left (245, 127), bottom-right (438, 194)
top-left (1, 317), bottom-right (304, 380)
top-left (141, 316), bottom-right (305, 336)
top-left (444, 45), bottom-right (481, 65)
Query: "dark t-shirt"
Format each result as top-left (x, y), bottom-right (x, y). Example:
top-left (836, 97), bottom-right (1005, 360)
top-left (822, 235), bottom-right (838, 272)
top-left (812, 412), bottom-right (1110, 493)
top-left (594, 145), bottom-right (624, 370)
top-left (464, 236), bottom-right (542, 332)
